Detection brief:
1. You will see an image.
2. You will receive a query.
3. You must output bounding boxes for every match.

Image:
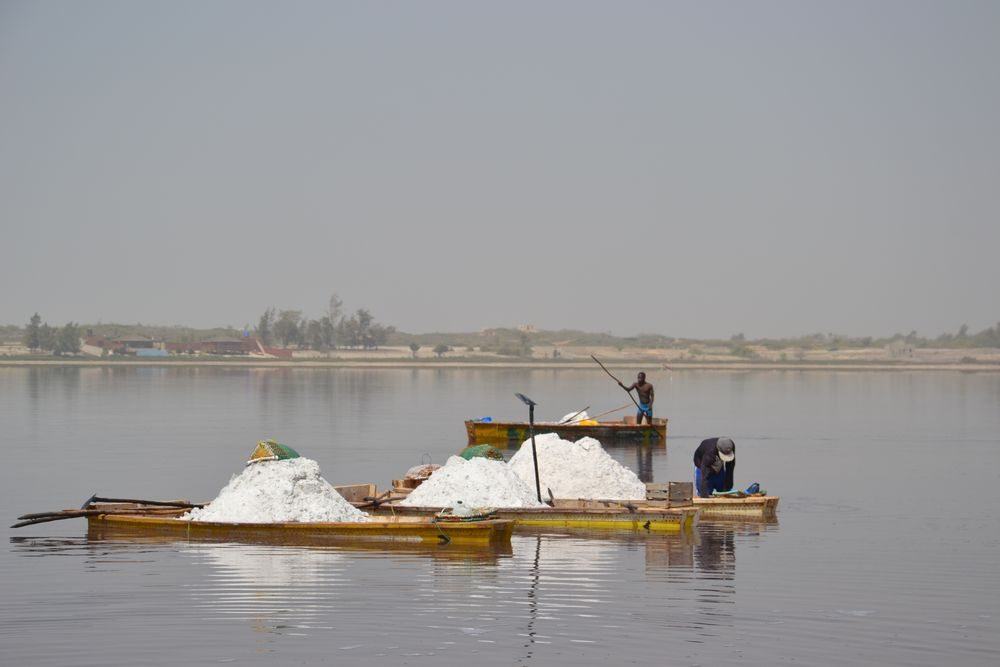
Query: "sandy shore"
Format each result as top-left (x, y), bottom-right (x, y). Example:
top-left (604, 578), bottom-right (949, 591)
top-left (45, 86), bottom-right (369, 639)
top-left (1, 358), bottom-right (997, 372)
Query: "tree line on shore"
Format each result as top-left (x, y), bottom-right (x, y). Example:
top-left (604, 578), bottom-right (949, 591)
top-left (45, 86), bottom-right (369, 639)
top-left (254, 294), bottom-right (395, 350)
top-left (10, 305), bottom-right (1000, 356)
top-left (22, 314), bottom-right (81, 355)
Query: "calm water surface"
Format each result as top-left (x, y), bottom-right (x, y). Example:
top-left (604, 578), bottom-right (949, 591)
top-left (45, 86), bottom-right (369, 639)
top-left (1, 367), bottom-right (998, 665)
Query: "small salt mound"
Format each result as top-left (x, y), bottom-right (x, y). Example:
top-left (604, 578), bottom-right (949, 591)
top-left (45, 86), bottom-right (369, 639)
top-left (508, 433), bottom-right (646, 500)
top-left (182, 457), bottom-right (369, 523)
top-left (399, 456), bottom-right (545, 508)
top-left (559, 410), bottom-right (590, 424)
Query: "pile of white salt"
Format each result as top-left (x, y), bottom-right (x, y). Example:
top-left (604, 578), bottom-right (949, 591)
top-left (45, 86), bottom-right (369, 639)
top-left (182, 458), bottom-right (368, 523)
top-left (508, 433), bottom-right (646, 500)
top-left (399, 456), bottom-right (545, 508)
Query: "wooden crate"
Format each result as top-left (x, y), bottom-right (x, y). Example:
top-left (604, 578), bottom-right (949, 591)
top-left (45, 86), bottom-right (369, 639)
top-left (646, 482), bottom-right (693, 503)
top-left (334, 483), bottom-right (377, 503)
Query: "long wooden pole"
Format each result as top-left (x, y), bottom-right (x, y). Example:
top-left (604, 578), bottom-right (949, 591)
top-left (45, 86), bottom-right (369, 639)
top-left (89, 497), bottom-right (199, 508)
top-left (11, 507), bottom-right (189, 529)
top-left (529, 403), bottom-right (542, 503)
top-left (586, 404), bottom-right (632, 421)
top-left (590, 355), bottom-right (641, 410)
top-left (558, 405), bottom-right (591, 424)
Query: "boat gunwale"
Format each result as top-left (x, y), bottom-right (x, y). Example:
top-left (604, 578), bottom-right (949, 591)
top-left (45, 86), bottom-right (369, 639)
top-left (464, 418), bottom-right (668, 446)
top-left (691, 495), bottom-right (779, 520)
top-left (465, 419), bottom-right (667, 430)
top-left (88, 512), bottom-right (513, 532)
top-left (382, 504), bottom-right (696, 518)
top-left (692, 495), bottom-right (779, 506)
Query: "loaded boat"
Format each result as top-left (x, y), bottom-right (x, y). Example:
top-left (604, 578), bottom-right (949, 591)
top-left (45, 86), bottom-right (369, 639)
top-left (375, 500), bottom-right (698, 533)
top-left (13, 495), bottom-right (515, 547)
top-left (374, 480), bottom-right (700, 533)
top-left (377, 478), bottom-right (777, 528)
top-left (465, 417), bottom-right (667, 447)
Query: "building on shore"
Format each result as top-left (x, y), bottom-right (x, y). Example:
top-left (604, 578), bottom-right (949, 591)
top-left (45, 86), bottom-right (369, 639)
top-left (82, 336), bottom-right (160, 356)
top-left (165, 338), bottom-right (256, 355)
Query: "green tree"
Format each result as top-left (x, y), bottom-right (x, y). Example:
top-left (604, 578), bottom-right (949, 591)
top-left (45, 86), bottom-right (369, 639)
top-left (54, 322), bottom-right (81, 355)
top-left (409, 342), bottom-right (421, 358)
top-left (368, 323), bottom-right (393, 349)
top-left (327, 293), bottom-right (343, 325)
top-left (319, 316), bottom-right (337, 350)
top-left (274, 310), bottom-right (303, 347)
top-left (24, 313), bottom-right (41, 351)
top-left (256, 308), bottom-right (275, 346)
top-left (338, 315), bottom-right (360, 348)
top-left (355, 309), bottom-right (374, 348)
top-left (38, 323), bottom-right (56, 352)
top-left (433, 343), bottom-right (450, 358)
top-left (305, 319), bottom-right (324, 350)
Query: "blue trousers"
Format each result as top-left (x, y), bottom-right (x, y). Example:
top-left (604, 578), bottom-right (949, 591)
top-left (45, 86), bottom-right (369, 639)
top-left (695, 466), bottom-right (727, 497)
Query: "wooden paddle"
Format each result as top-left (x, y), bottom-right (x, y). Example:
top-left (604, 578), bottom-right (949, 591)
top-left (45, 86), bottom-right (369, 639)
top-left (590, 355), bottom-right (641, 410)
top-left (11, 507), bottom-right (189, 529)
top-left (87, 496), bottom-right (199, 508)
top-left (13, 496), bottom-right (204, 529)
top-left (585, 404), bottom-right (632, 421)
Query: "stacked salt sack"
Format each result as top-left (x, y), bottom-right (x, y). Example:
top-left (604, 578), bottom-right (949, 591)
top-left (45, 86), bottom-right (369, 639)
top-left (508, 433), bottom-right (646, 500)
top-left (399, 456), bottom-right (545, 508)
top-left (182, 458), bottom-right (369, 523)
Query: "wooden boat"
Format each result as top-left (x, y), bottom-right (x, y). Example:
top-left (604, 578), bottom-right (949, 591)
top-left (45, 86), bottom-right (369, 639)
top-left (375, 501), bottom-right (697, 533)
top-left (81, 503), bottom-right (514, 547)
top-left (693, 495), bottom-right (779, 520)
top-left (465, 417), bottom-right (667, 447)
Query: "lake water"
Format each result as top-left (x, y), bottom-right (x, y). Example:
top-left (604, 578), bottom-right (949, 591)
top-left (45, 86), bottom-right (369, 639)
top-left (1, 366), bottom-right (998, 665)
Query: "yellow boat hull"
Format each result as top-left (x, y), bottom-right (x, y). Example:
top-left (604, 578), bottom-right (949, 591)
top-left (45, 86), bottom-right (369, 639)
top-left (86, 513), bottom-right (514, 547)
top-left (376, 505), bottom-right (698, 533)
top-left (466, 418), bottom-right (667, 447)
top-left (693, 496), bottom-right (779, 520)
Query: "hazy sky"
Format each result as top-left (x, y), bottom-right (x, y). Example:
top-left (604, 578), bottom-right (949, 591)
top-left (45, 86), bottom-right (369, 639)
top-left (2, 1), bottom-right (998, 338)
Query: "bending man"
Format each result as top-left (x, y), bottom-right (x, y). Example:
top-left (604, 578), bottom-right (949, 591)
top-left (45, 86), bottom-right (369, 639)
top-left (693, 437), bottom-right (736, 498)
top-left (619, 371), bottom-right (654, 424)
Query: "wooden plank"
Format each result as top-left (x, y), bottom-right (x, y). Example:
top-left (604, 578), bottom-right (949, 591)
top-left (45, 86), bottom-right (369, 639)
top-left (333, 483), bottom-right (377, 503)
top-left (645, 483), bottom-right (670, 501)
top-left (645, 482), bottom-right (692, 503)
top-left (669, 482), bottom-right (693, 503)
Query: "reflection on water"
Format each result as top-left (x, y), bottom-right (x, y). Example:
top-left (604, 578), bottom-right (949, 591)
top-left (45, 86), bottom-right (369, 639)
top-left (185, 544), bottom-right (349, 634)
top-left (10, 521), bottom-right (769, 653)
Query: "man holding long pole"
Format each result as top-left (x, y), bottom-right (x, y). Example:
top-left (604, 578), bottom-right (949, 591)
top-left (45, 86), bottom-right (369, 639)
top-left (590, 356), bottom-right (655, 425)
top-left (619, 372), bottom-right (655, 424)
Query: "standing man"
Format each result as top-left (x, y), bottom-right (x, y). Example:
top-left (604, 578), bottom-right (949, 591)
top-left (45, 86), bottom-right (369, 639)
top-left (619, 372), bottom-right (654, 424)
top-left (693, 437), bottom-right (736, 498)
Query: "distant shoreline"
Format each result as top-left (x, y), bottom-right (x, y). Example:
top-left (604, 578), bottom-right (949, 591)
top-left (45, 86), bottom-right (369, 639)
top-left (1, 358), bottom-right (997, 372)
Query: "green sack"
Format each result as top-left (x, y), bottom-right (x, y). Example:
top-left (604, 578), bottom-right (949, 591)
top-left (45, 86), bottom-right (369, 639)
top-left (247, 439), bottom-right (301, 465)
top-left (459, 444), bottom-right (505, 461)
